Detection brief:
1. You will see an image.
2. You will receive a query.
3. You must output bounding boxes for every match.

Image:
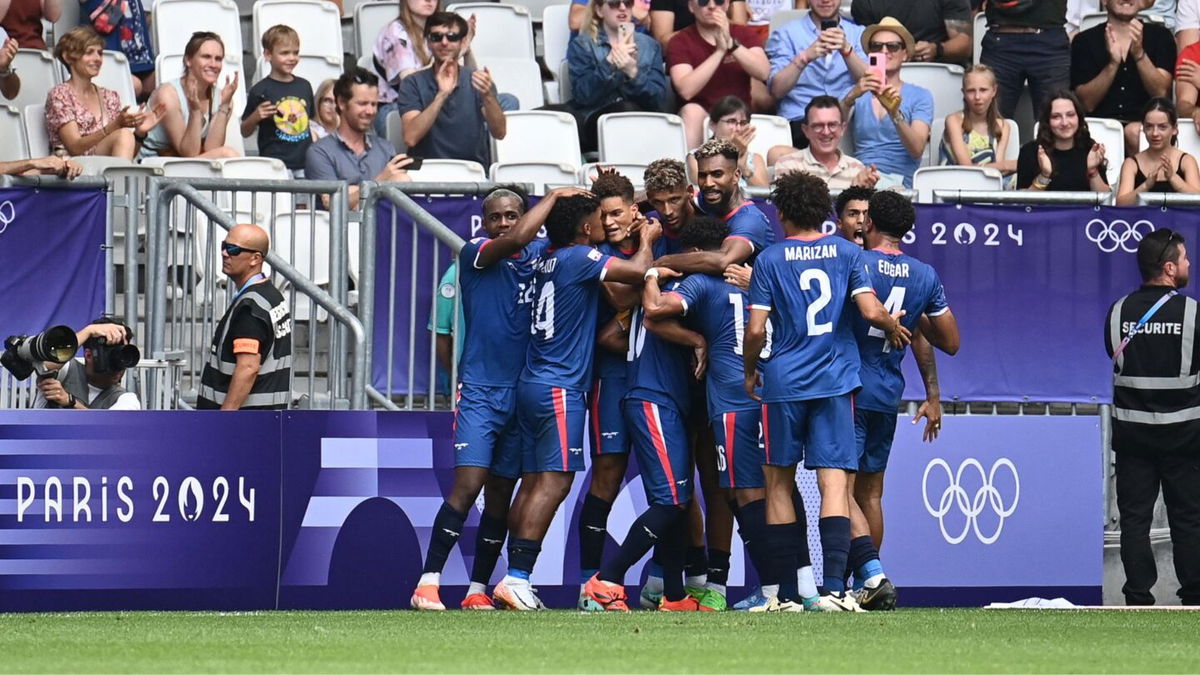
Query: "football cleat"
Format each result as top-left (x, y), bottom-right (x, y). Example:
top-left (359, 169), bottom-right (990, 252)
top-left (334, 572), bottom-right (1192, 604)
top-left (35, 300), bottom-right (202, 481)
top-left (639, 585), bottom-right (663, 610)
top-left (493, 578), bottom-right (541, 611)
top-left (816, 591), bottom-right (867, 613)
top-left (856, 578), bottom-right (898, 611)
top-left (686, 586), bottom-right (726, 612)
top-left (658, 595), bottom-right (702, 611)
top-left (583, 574), bottom-right (631, 612)
top-left (758, 596), bottom-right (805, 613)
top-left (734, 587), bottom-right (769, 611)
top-left (409, 584), bottom-right (445, 611)
top-left (460, 592), bottom-right (495, 610)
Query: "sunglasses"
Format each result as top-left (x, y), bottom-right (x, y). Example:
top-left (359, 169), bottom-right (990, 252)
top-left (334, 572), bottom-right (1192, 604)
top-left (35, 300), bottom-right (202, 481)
top-left (869, 40), bottom-right (905, 53)
top-left (427, 31), bottom-right (464, 43)
top-left (697, 0), bottom-right (728, 6)
top-left (221, 241), bottom-right (261, 257)
top-left (605, 0), bottom-right (634, 7)
top-left (1157, 230), bottom-right (1183, 265)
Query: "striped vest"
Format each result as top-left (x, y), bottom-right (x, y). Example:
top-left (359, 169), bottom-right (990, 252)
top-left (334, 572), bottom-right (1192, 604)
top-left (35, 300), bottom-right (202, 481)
top-left (197, 282), bottom-right (293, 410)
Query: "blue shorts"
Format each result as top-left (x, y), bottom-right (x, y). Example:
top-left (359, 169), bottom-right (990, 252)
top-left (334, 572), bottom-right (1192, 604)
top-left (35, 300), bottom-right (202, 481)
top-left (517, 382), bottom-right (588, 473)
top-left (855, 408), bottom-right (897, 474)
top-left (762, 394), bottom-right (857, 471)
top-left (589, 377), bottom-right (630, 456)
top-left (623, 398), bottom-right (694, 506)
top-left (711, 409), bottom-right (765, 489)
top-left (453, 383), bottom-right (523, 479)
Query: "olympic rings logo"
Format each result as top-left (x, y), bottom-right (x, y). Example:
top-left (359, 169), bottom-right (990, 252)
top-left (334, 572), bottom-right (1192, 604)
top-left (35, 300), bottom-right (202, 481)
top-left (0, 200), bottom-right (13, 235)
top-left (921, 458), bottom-right (1020, 545)
top-left (1085, 218), bottom-right (1154, 253)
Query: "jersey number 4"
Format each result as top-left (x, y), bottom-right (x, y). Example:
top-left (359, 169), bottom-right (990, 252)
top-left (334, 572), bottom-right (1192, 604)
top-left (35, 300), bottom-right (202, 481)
top-left (867, 286), bottom-right (906, 353)
top-left (532, 281), bottom-right (555, 340)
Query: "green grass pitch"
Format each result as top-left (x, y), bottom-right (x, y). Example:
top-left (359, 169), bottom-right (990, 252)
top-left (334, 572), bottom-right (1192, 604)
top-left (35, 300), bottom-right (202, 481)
top-left (1, 609), bottom-right (1197, 673)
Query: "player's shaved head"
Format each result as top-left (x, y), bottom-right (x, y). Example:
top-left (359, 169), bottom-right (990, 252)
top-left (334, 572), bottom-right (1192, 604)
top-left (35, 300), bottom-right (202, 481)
top-left (546, 194), bottom-right (601, 247)
top-left (867, 191), bottom-right (916, 240)
top-left (679, 216), bottom-right (728, 252)
top-left (229, 223), bottom-right (270, 256)
top-left (771, 171), bottom-right (831, 233)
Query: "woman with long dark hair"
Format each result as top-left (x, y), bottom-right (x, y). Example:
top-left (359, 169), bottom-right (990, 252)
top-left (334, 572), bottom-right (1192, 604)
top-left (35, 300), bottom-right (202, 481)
top-left (1017, 90), bottom-right (1109, 192)
top-left (1116, 98), bottom-right (1200, 205)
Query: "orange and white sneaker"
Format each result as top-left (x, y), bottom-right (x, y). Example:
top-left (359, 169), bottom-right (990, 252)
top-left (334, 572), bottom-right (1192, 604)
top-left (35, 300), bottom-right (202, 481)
top-left (460, 592), bottom-right (495, 610)
top-left (410, 584), bottom-right (446, 611)
top-left (583, 574), bottom-right (630, 612)
top-left (493, 577), bottom-right (541, 611)
top-left (659, 595), bottom-right (702, 611)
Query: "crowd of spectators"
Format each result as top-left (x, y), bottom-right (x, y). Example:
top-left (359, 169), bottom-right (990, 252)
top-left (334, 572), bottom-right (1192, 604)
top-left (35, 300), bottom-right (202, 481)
top-left (7, 0), bottom-right (1200, 198)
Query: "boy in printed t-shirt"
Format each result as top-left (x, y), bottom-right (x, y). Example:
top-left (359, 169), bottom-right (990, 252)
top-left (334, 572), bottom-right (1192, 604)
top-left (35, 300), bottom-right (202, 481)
top-left (241, 24), bottom-right (314, 177)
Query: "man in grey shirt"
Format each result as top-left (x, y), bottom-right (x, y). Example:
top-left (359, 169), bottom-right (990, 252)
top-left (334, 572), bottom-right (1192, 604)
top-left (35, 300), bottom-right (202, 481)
top-left (398, 11), bottom-right (507, 167)
top-left (306, 68), bottom-right (411, 209)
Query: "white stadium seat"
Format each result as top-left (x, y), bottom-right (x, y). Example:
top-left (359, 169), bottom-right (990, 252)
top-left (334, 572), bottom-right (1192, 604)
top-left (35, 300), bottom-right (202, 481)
top-left (410, 159), bottom-right (488, 182)
top-left (912, 166), bottom-right (1004, 203)
top-left (1139, 121), bottom-right (1200, 159)
top-left (255, 54), bottom-right (344, 89)
top-left (71, 156), bottom-right (140, 176)
top-left (9, 49), bottom-right (60, 113)
top-left (445, 2), bottom-right (535, 62)
top-left (520, 0), bottom-right (569, 23)
top-left (47, 0), bottom-right (80, 47)
top-left (253, 0), bottom-right (343, 62)
top-left (493, 110), bottom-right (581, 167)
top-left (490, 161), bottom-right (579, 194)
top-left (154, 54), bottom-right (248, 156)
top-left (22, 104), bottom-right (51, 157)
top-left (579, 162), bottom-right (649, 189)
top-left (153, 0), bottom-right (244, 64)
top-left (220, 157), bottom-right (292, 225)
top-left (541, 3), bottom-right (571, 105)
top-left (901, 63), bottom-right (965, 122)
top-left (354, 0), bottom-right (395, 64)
top-left (484, 57), bottom-right (545, 110)
top-left (1032, 118), bottom-right (1124, 186)
top-left (769, 9), bottom-right (807, 35)
top-left (597, 112), bottom-right (688, 164)
top-left (748, 114), bottom-right (792, 163)
top-left (930, 117), bottom-right (1021, 167)
top-left (271, 209), bottom-right (332, 321)
top-left (0, 106), bottom-right (29, 161)
top-left (973, 11), bottom-right (987, 64)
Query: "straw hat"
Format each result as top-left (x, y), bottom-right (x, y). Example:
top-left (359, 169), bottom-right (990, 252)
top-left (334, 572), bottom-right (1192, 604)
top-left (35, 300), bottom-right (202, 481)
top-left (861, 16), bottom-right (915, 60)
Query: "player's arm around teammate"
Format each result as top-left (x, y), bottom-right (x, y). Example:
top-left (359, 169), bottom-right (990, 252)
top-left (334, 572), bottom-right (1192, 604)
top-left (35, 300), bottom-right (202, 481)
top-left (475, 187), bottom-right (591, 266)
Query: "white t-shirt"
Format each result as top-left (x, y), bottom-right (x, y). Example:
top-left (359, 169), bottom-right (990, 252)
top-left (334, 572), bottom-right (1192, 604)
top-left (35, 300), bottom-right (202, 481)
top-left (1179, 0), bottom-right (1199, 32)
top-left (746, 0), bottom-right (791, 26)
top-left (33, 359), bottom-right (142, 410)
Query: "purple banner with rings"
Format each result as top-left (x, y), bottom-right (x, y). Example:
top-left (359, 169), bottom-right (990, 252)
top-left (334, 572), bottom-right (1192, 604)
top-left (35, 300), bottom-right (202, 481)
top-left (0, 186), bottom-right (106, 336)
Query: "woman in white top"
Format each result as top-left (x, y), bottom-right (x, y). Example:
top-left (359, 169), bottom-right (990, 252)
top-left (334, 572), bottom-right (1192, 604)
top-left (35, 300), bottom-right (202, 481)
top-left (139, 31), bottom-right (240, 159)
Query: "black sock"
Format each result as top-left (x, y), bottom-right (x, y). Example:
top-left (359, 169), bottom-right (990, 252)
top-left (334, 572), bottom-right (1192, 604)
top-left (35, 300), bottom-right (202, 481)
top-left (819, 516), bottom-right (851, 593)
top-left (506, 538), bottom-right (542, 579)
top-left (422, 503), bottom-right (467, 575)
top-left (707, 549), bottom-right (731, 587)
top-left (578, 493), bottom-right (613, 580)
top-left (791, 488), bottom-right (812, 568)
top-left (660, 521), bottom-right (688, 602)
top-left (685, 545), bottom-right (708, 581)
top-left (737, 499), bottom-right (770, 583)
top-left (599, 505), bottom-right (681, 584)
top-left (765, 523), bottom-right (799, 601)
top-left (469, 513), bottom-right (507, 585)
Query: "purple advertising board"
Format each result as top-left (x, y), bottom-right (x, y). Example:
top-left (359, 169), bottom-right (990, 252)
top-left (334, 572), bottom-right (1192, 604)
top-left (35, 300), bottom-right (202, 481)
top-left (0, 410), bottom-right (1101, 610)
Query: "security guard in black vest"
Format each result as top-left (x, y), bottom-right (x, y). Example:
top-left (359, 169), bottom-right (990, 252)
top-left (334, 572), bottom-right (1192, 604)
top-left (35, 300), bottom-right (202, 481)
top-left (197, 223), bottom-right (292, 410)
top-left (1105, 228), bottom-right (1200, 606)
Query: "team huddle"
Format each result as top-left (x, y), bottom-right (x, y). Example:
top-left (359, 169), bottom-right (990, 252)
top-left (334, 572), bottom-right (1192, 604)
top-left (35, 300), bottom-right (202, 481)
top-left (410, 137), bottom-right (960, 613)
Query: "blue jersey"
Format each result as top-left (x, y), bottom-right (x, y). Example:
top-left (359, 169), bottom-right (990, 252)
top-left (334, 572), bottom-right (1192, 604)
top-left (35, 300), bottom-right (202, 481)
top-left (697, 199), bottom-right (775, 262)
top-left (593, 238), bottom-right (667, 382)
top-left (748, 234), bottom-right (873, 402)
top-left (672, 273), bottom-right (763, 417)
top-left (852, 248), bottom-right (949, 412)
top-left (643, 212), bottom-right (687, 255)
top-left (624, 292), bottom-right (692, 415)
top-left (521, 244), bottom-right (615, 392)
top-left (456, 237), bottom-right (546, 387)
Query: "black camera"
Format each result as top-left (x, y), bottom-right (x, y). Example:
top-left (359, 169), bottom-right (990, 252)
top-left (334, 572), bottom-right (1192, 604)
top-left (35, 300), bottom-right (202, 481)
top-left (87, 336), bottom-right (140, 374)
top-left (1, 326), bottom-right (79, 381)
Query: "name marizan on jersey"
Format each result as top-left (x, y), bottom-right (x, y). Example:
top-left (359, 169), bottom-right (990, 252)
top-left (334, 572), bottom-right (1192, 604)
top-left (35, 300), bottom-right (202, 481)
top-left (785, 243), bottom-right (838, 262)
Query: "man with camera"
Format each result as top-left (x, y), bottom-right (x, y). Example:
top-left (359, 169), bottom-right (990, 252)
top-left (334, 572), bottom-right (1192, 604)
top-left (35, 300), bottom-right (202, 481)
top-left (33, 319), bottom-right (141, 410)
top-left (197, 223), bottom-right (292, 411)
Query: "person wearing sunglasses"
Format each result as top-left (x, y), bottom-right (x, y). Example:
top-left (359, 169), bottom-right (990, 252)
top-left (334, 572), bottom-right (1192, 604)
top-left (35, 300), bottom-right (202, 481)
top-left (197, 223), bottom-right (293, 411)
top-left (667, 0), bottom-right (769, 150)
top-left (1106, 228), bottom-right (1200, 607)
top-left (841, 17), bottom-right (932, 189)
top-left (649, 0), bottom-right (745, 50)
top-left (396, 11), bottom-right (506, 168)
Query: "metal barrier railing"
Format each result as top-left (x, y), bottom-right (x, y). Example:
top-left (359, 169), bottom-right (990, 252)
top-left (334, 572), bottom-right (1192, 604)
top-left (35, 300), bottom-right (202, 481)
top-left (0, 357), bottom-right (186, 410)
top-left (933, 190), bottom-right (1115, 205)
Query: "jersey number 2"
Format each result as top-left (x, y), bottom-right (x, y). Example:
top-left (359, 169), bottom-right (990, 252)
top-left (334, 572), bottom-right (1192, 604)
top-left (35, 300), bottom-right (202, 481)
top-left (800, 269), bottom-right (832, 336)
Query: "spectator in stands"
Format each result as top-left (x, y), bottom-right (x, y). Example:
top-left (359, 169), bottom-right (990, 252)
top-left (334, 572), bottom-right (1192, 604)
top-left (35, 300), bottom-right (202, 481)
top-left (311, 78), bottom-right (337, 141)
top-left (240, 25), bottom-right (314, 178)
top-left (979, 0), bottom-right (1069, 120)
top-left (398, 12), bottom-right (506, 167)
top-left (1174, 12), bottom-right (1200, 124)
top-left (0, 0), bottom-right (60, 49)
top-left (940, 64), bottom-right (1015, 184)
top-left (306, 68), bottom-right (411, 209)
top-left (667, 0), bottom-right (769, 149)
top-left (766, 0), bottom-right (867, 149)
top-left (139, 31), bottom-right (241, 160)
top-left (372, 0), bottom-right (440, 136)
top-left (1117, 98), bottom-right (1200, 204)
top-left (651, 0), bottom-right (746, 49)
top-left (687, 95), bottom-right (766, 186)
top-left (1179, 0), bottom-right (1200, 51)
top-left (841, 18), bottom-right (932, 189)
top-left (0, 154), bottom-right (81, 177)
top-left (46, 27), bottom-right (159, 159)
top-left (1072, 0), bottom-right (1175, 155)
top-left (0, 29), bottom-right (20, 100)
top-left (561, 0), bottom-right (667, 153)
top-left (35, 319), bottom-right (141, 410)
top-left (80, 0), bottom-right (156, 100)
top-left (571, 0), bottom-right (650, 34)
top-left (1018, 90), bottom-right (1110, 192)
top-left (850, 0), bottom-right (972, 65)
top-left (773, 94), bottom-right (878, 189)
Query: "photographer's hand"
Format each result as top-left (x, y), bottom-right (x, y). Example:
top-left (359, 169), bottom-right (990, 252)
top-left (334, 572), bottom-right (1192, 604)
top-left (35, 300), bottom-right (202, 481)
top-left (37, 377), bottom-right (80, 409)
top-left (78, 323), bottom-right (127, 346)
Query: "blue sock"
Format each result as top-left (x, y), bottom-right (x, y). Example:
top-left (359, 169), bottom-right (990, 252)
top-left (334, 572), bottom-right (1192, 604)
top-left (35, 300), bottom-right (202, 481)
top-left (847, 535), bottom-right (884, 583)
top-left (506, 538), bottom-right (541, 580)
top-left (818, 516), bottom-right (851, 593)
top-left (765, 523), bottom-right (799, 602)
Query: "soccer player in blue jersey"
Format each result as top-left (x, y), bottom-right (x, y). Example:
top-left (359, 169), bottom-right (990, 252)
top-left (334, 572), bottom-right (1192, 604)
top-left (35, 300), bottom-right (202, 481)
top-left (643, 159), bottom-right (697, 255)
top-left (834, 186), bottom-right (873, 246)
top-left (493, 194), bottom-right (662, 611)
top-left (847, 191), bottom-right (959, 610)
top-left (410, 186), bottom-right (580, 611)
top-left (742, 171), bottom-right (910, 612)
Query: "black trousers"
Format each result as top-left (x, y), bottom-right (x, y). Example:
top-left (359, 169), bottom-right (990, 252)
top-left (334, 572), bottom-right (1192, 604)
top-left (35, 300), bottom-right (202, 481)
top-left (1115, 450), bottom-right (1200, 605)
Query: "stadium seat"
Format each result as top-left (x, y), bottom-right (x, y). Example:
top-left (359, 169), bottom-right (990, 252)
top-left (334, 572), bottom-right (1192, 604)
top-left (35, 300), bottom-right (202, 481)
top-left (912, 166), bottom-right (1004, 203)
top-left (1002, 118), bottom-right (1020, 162)
top-left (253, 0), bottom-right (344, 62)
top-left (254, 54), bottom-right (344, 89)
top-left (769, 9), bottom-right (807, 35)
top-left (9, 49), bottom-right (60, 113)
top-left (1138, 121), bottom-right (1200, 158)
top-left (597, 112), bottom-right (688, 164)
top-left (71, 156), bottom-right (139, 175)
top-left (925, 116), bottom-right (945, 168)
top-left (579, 162), bottom-right (649, 189)
top-left (748, 114), bottom-right (791, 164)
top-left (900, 63), bottom-right (964, 122)
top-left (490, 161), bottom-right (579, 194)
top-left (271, 209), bottom-right (332, 321)
top-left (220, 156), bottom-right (292, 225)
top-left (47, 0), bottom-right (80, 47)
top-left (409, 159), bottom-right (488, 182)
top-left (154, 54), bottom-right (248, 156)
top-left (354, 0), bottom-right (394, 64)
top-left (973, 11), bottom-right (986, 64)
top-left (521, 0), bottom-right (569, 23)
top-left (93, 51), bottom-right (139, 109)
top-left (0, 106), bottom-right (29, 162)
top-left (484, 57), bottom-right (545, 109)
top-left (1085, 117), bottom-right (1124, 187)
top-left (153, 0), bottom-right (244, 64)
top-left (556, 59), bottom-right (572, 104)
top-left (384, 108), bottom-right (405, 151)
top-left (22, 104), bottom-right (51, 157)
top-left (445, 3), bottom-right (535, 62)
top-left (541, 3), bottom-right (571, 105)
top-left (493, 110), bottom-right (581, 167)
